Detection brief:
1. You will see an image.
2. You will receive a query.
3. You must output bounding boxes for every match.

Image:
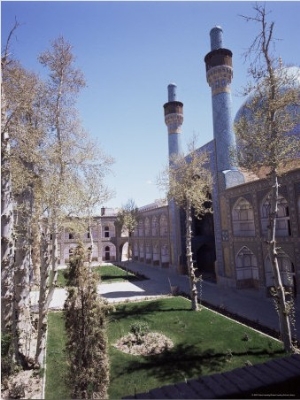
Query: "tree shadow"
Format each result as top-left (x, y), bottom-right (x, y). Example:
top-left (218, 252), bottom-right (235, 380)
top-left (101, 274), bottom-right (147, 283)
top-left (115, 343), bottom-right (285, 384)
top-left (114, 344), bottom-right (227, 383)
top-left (110, 300), bottom-right (190, 322)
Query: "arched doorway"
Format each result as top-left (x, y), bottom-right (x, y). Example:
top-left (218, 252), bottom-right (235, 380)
top-left (195, 244), bottom-right (216, 282)
top-left (105, 246), bottom-right (110, 261)
top-left (120, 242), bottom-right (129, 262)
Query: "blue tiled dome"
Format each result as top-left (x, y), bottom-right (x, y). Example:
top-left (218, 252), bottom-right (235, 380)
top-left (234, 66), bottom-right (300, 147)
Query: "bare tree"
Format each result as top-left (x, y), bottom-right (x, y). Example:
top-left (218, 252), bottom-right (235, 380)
top-left (234, 4), bottom-right (300, 352)
top-left (158, 139), bottom-right (213, 310)
top-left (1, 25), bottom-right (46, 367)
top-left (65, 156), bottom-right (115, 266)
top-left (117, 199), bottom-right (139, 264)
top-left (1, 34), bottom-right (16, 376)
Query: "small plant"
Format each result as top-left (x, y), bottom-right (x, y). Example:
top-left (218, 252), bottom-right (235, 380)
top-left (242, 333), bottom-right (250, 341)
top-left (226, 348), bottom-right (233, 362)
top-left (130, 321), bottom-right (150, 340)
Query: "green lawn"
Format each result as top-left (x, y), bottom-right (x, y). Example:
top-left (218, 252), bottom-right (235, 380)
top-left (46, 297), bottom-right (285, 399)
top-left (56, 263), bottom-right (138, 287)
top-left (45, 312), bottom-right (69, 399)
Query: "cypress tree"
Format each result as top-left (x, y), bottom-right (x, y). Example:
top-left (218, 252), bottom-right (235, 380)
top-left (64, 243), bottom-right (110, 399)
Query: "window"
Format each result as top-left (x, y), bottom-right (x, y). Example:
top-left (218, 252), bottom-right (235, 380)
top-left (152, 216), bottom-right (158, 236)
top-left (104, 226), bottom-right (109, 238)
top-left (105, 246), bottom-right (110, 261)
top-left (265, 251), bottom-right (294, 288)
top-left (236, 246), bottom-right (258, 281)
top-left (138, 220), bottom-right (144, 237)
top-left (261, 194), bottom-right (290, 237)
top-left (145, 218), bottom-right (150, 236)
top-left (160, 215), bottom-right (168, 237)
top-left (232, 198), bottom-right (255, 236)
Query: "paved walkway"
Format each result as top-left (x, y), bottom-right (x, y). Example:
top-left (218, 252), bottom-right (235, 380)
top-left (113, 262), bottom-right (300, 341)
top-left (30, 261), bottom-right (300, 340)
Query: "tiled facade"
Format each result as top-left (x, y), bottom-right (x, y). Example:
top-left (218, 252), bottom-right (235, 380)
top-left (57, 26), bottom-right (300, 297)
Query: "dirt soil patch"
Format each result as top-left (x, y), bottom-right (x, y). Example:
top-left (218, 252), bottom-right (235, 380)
top-left (1, 369), bottom-right (42, 399)
top-left (114, 332), bottom-right (174, 356)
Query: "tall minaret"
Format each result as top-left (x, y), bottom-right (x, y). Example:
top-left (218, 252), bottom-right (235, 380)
top-left (163, 84), bottom-right (184, 271)
top-left (204, 26), bottom-right (237, 173)
top-left (163, 83), bottom-right (184, 164)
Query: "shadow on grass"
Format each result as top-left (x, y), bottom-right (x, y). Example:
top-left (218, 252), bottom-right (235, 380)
top-left (115, 343), bottom-right (285, 384)
top-left (111, 299), bottom-right (190, 321)
top-left (101, 274), bottom-right (146, 283)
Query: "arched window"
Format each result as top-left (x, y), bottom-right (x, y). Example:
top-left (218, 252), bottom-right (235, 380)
top-left (261, 194), bottom-right (291, 237)
top-left (145, 218), bottom-right (150, 236)
top-left (160, 215), bottom-right (168, 237)
top-left (152, 216), bottom-right (158, 236)
top-left (145, 242), bottom-right (152, 262)
top-left (105, 246), bottom-right (110, 261)
top-left (265, 251), bottom-right (295, 288)
top-left (236, 246), bottom-right (258, 283)
top-left (139, 242), bottom-right (144, 260)
top-left (138, 219), bottom-right (144, 237)
top-left (232, 198), bottom-right (255, 236)
top-left (153, 243), bottom-right (160, 265)
top-left (104, 226), bottom-right (110, 238)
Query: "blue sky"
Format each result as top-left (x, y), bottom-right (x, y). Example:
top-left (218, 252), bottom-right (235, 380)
top-left (2, 1), bottom-right (300, 209)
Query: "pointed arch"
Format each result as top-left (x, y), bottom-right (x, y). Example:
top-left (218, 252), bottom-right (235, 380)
top-left (160, 214), bottom-right (168, 237)
top-left (138, 219), bottom-right (144, 237)
top-left (152, 216), bottom-right (158, 237)
top-left (261, 193), bottom-right (291, 237)
top-left (235, 246), bottom-right (259, 288)
top-left (161, 243), bottom-right (169, 268)
top-left (153, 242), bottom-right (160, 266)
top-left (144, 217), bottom-right (150, 236)
top-left (232, 197), bottom-right (255, 236)
top-left (139, 241), bottom-right (144, 261)
top-left (265, 250), bottom-right (295, 289)
top-left (145, 241), bottom-right (152, 263)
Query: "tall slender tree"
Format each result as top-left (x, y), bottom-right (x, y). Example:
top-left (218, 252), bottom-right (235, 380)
top-left (158, 139), bottom-right (213, 310)
top-left (2, 29), bottom-right (46, 366)
top-left (64, 243), bottom-right (110, 399)
top-left (234, 4), bottom-right (300, 352)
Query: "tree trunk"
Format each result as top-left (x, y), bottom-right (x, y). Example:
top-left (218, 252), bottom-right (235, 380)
top-left (13, 189), bottom-right (35, 367)
top-left (34, 229), bottom-right (49, 366)
top-left (268, 172), bottom-right (293, 353)
top-left (31, 207), bottom-right (41, 286)
top-left (127, 232), bottom-right (131, 265)
top-left (88, 223), bottom-right (94, 267)
top-left (35, 220), bottom-right (59, 365)
top-left (1, 125), bottom-right (15, 335)
top-left (186, 200), bottom-right (199, 311)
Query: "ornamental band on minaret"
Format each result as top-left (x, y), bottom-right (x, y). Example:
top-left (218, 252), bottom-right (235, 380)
top-left (163, 83), bottom-right (183, 160)
top-left (205, 27), bottom-right (233, 96)
top-left (204, 26), bottom-right (237, 174)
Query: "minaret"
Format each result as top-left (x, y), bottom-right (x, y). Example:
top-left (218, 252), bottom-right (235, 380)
top-left (204, 26), bottom-right (236, 173)
top-left (163, 84), bottom-right (184, 272)
top-left (163, 83), bottom-right (184, 163)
